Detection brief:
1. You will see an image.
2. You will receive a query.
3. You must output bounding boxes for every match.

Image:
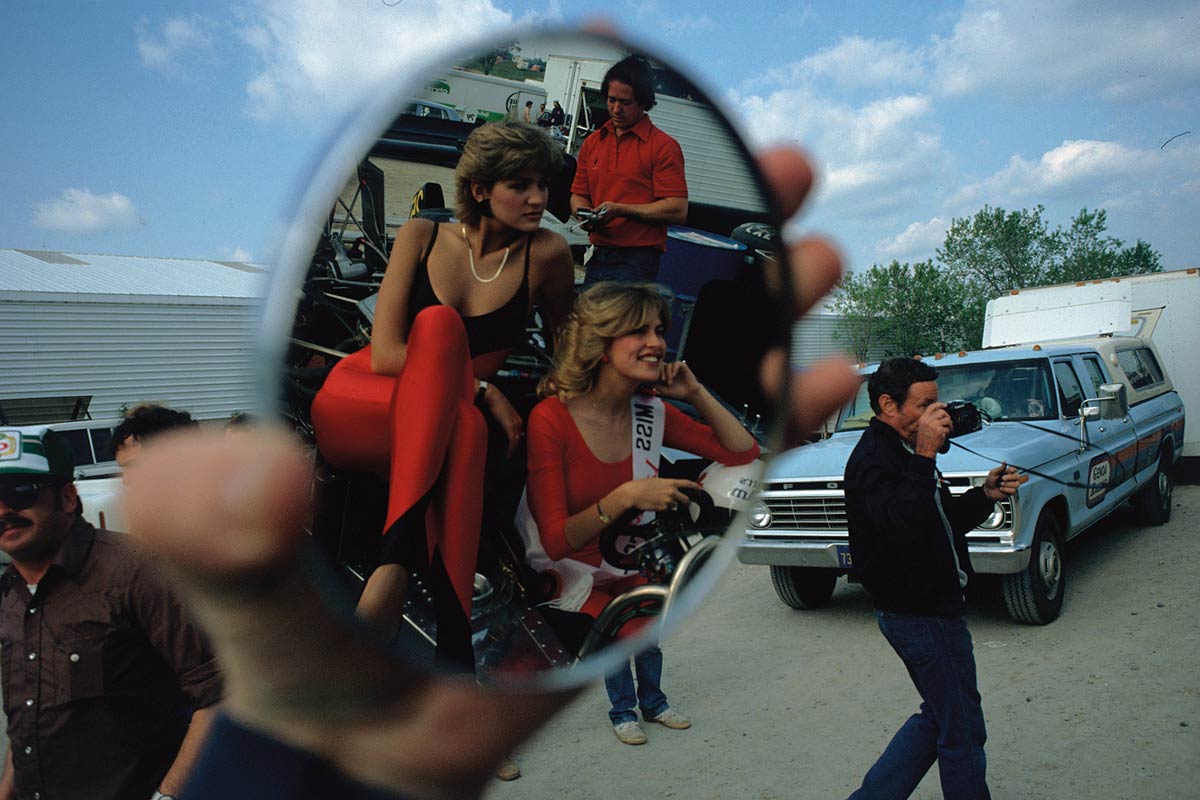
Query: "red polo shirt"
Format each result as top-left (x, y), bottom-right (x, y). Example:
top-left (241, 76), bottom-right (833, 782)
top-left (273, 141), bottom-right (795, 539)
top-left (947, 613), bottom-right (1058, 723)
top-left (570, 114), bottom-right (687, 251)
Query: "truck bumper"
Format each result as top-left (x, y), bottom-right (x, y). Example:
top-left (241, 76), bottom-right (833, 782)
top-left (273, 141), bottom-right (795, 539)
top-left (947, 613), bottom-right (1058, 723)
top-left (737, 539), bottom-right (847, 569)
top-left (967, 542), bottom-right (1031, 574)
top-left (737, 537), bottom-right (1032, 573)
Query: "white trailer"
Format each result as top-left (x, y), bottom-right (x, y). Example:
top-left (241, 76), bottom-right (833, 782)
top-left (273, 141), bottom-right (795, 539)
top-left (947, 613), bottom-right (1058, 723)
top-left (418, 68), bottom-right (546, 123)
top-left (983, 268), bottom-right (1200, 456)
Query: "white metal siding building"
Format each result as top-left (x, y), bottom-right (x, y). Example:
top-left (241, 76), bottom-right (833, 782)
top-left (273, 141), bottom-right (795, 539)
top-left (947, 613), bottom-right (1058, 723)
top-left (0, 249), bottom-right (267, 424)
top-left (791, 302), bottom-right (892, 369)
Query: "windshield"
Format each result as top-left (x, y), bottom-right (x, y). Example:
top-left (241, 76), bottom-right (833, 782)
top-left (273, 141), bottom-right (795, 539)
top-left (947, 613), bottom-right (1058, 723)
top-left (836, 359), bottom-right (1057, 432)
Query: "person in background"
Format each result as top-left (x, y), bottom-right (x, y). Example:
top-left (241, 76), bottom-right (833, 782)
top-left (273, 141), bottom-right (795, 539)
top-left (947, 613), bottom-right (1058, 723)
top-left (523, 100), bottom-right (533, 123)
top-left (844, 357), bottom-right (1026, 800)
top-left (0, 426), bottom-right (222, 800)
top-left (569, 55), bottom-right (687, 285)
top-left (112, 402), bottom-right (199, 479)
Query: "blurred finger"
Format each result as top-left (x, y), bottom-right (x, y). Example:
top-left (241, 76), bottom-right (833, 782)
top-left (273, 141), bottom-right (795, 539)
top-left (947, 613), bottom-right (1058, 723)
top-left (785, 360), bottom-right (860, 447)
top-left (756, 147), bottom-right (815, 219)
top-left (124, 428), bottom-right (311, 581)
top-left (788, 237), bottom-right (843, 317)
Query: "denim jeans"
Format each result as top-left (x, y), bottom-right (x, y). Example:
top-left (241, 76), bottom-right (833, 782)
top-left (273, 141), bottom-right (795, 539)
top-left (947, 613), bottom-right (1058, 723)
top-left (604, 645), bottom-right (668, 725)
top-left (849, 612), bottom-right (991, 800)
top-left (583, 246), bottom-right (662, 287)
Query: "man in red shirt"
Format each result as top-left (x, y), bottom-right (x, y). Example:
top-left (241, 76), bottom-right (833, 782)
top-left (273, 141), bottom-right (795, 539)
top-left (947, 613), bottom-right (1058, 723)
top-left (570, 55), bottom-right (688, 285)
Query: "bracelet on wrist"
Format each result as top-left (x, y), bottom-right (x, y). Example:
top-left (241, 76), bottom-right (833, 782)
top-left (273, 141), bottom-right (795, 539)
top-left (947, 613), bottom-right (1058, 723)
top-left (476, 380), bottom-right (490, 402)
top-left (596, 499), bottom-right (612, 524)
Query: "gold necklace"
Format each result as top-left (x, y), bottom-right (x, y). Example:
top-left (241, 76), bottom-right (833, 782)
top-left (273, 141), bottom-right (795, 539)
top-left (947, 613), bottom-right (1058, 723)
top-left (461, 225), bottom-right (510, 284)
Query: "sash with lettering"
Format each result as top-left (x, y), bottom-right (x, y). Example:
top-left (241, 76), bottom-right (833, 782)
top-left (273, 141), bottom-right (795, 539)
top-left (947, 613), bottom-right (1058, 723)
top-left (516, 394), bottom-right (665, 612)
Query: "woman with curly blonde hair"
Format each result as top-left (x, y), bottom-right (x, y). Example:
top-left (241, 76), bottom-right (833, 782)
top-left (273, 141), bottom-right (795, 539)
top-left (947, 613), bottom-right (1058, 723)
top-left (525, 281), bottom-right (759, 745)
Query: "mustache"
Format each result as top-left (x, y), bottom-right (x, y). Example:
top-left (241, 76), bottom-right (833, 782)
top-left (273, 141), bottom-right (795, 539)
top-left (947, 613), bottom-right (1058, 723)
top-left (0, 515), bottom-right (31, 533)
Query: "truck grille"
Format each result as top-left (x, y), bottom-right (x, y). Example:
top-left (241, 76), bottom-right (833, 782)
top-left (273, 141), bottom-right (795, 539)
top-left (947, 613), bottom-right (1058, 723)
top-left (753, 479), bottom-right (1013, 533)
top-left (761, 495), bottom-right (847, 530)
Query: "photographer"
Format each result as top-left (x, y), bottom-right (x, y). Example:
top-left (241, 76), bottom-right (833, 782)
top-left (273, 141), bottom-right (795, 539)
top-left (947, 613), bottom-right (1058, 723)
top-left (845, 357), bottom-right (1025, 800)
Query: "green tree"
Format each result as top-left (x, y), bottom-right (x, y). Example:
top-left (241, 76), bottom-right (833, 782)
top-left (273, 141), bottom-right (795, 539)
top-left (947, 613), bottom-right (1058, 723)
top-left (832, 260), bottom-right (972, 359)
top-left (465, 41), bottom-right (519, 75)
top-left (938, 205), bottom-right (1062, 297)
top-left (1052, 207), bottom-right (1162, 283)
top-left (830, 268), bottom-right (888, 362)
top-left (877, 259), bottom-right (969, 356)
top-left (937, 205), bottom-right (1161, 345)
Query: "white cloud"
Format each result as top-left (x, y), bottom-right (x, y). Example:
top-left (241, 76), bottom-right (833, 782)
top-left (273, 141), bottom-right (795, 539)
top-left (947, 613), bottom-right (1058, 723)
top-left (33, 189), bottom-right (141, 233)
top-left (136, 15), bottom-right (213, 72)
top-left (952, 139), bottom-right (1158, 206)
top-left (930, 0), bottom-right (1200, 99)
top-left (876, 216), bottom-right (950, 259)
top-left (758, 36), bottom-right (927, 90)
top-left (225, 246), bottom-right (253, 262)
top-left (239, 0), bottom-right (513, 121)
top-left (730, 88), bottom-right (942, 206)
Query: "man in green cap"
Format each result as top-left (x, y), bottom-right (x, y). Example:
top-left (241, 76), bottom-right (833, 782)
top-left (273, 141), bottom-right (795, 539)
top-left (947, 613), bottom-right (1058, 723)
top-left (0, 425), bottom-right (222, 800)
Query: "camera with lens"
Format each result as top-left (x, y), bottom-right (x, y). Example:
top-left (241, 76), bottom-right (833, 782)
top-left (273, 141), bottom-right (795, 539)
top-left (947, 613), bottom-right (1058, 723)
top-left (939, 400), bottom-right (983, 453)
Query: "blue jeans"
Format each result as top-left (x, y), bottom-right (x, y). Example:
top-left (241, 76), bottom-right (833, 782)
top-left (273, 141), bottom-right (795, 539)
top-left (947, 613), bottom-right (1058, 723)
top-left (583, 246), bottom-right (661, 287)
top-left (849, 612), bottom-right (991, 800)
top-left (604, 645), bottom-right (668, 724)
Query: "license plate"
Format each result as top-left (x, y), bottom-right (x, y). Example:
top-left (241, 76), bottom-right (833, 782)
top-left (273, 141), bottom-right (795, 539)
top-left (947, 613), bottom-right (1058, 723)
top-left (836, 544), bottom-right (853, 569)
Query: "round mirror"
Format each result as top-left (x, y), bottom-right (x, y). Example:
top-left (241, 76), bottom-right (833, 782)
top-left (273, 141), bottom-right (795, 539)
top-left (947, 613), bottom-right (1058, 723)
top-left (262, 25), bottom-right (790, 687)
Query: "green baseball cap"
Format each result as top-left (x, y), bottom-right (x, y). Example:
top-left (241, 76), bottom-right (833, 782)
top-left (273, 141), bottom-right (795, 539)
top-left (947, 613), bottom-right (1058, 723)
top-left (0, 426), bottom-right (76, 482)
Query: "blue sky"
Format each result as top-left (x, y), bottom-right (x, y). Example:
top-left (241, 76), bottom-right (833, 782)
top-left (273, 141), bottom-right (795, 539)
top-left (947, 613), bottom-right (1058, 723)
top-left (4, 0), bottom-right (1198, 276)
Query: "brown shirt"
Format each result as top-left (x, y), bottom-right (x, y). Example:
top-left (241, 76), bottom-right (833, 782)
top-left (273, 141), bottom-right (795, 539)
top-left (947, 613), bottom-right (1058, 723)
top-left (0, 518), bottom-right (222, 800)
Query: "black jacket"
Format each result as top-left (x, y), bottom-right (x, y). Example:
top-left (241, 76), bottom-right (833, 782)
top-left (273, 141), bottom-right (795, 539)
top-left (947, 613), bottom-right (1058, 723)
top-left (845, 418), bottom-right (995, 615)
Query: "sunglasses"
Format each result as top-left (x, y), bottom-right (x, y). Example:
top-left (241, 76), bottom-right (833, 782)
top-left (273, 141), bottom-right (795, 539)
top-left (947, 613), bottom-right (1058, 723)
top-left (0, 481), bottom-right (63, 512)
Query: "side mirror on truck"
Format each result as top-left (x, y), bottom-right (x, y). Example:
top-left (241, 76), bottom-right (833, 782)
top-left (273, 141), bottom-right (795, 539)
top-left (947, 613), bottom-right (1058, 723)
top-left (1078, 383), bottom-right (1130, 448)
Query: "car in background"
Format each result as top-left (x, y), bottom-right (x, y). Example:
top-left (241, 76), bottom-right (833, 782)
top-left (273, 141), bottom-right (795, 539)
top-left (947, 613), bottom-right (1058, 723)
top-left (739, 337), bottom-right (1184, 624)
top-left (53, 418), bottom-right (127, 532)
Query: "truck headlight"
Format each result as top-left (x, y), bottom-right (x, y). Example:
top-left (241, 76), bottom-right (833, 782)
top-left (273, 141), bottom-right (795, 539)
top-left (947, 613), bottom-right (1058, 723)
top-left (978, 504), bottom-right (1005, 529)
top-left (749, 500), bottom-right (772, 528)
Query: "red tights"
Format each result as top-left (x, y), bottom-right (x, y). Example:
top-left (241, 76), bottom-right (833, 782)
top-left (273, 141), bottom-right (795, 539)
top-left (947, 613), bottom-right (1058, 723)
top-left (311, 306), bottom-right (486, 657)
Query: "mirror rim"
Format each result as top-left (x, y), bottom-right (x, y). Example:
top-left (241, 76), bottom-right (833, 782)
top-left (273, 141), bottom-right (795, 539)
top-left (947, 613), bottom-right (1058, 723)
top-left (257, 21), bottom-right (792, 690)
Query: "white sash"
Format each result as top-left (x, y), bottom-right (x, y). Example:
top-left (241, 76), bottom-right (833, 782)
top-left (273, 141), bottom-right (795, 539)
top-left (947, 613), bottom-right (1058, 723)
top-left (516, 395), bottom-right (665, 612)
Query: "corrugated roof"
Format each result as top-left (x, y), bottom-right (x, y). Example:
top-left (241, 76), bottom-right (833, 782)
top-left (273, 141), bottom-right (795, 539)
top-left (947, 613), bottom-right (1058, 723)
top-left (0, 249), bottom-right (268, 299)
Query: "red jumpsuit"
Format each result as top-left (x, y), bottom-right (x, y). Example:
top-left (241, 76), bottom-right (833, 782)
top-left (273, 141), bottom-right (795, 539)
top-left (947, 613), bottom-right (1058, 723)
top-left (310, 224), bottom-right (532, 671)
top-left (525, 395), bottom-right (758, 619)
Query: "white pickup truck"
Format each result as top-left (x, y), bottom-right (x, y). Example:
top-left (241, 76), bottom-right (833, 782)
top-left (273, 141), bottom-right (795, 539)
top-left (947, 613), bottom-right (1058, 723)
top-left (739, 336), bottom-right (1184, 624)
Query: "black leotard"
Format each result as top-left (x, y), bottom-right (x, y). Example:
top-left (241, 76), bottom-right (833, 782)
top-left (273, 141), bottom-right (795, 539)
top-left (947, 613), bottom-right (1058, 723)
top-left (406, 223), bottom-right (531, 358)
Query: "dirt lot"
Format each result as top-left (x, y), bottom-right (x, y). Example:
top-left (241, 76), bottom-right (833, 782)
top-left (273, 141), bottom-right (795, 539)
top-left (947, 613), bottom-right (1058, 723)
top-left (2, 478), bottom-right (1193, 797)
top-left (491, 476), bottom-right (1200, 799)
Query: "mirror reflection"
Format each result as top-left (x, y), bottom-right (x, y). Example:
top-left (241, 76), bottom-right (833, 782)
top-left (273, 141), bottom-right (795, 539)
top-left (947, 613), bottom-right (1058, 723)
top-left (280, 30), bottom-right (786, 682)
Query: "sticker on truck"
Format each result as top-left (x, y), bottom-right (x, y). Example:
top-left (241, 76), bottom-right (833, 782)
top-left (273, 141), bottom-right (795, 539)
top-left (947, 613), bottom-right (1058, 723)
top-left (1086, 455), bottom-right (1112, 507)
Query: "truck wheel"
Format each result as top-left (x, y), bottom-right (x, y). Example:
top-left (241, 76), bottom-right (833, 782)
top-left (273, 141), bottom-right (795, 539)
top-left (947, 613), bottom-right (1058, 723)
top-left (1002, 511), bottom-right (1065, 624)
top-left (1133, 450), bottom-right (1173, 525)
top-left (770, 566), bottom-right (837, 610)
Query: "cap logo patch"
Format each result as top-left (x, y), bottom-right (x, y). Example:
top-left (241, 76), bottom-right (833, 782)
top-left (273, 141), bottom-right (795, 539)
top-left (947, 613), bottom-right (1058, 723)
top-left (0, 432), bottom-right (20, 461)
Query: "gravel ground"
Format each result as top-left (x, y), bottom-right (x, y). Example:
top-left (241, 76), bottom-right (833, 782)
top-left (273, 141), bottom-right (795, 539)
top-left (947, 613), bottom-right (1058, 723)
top-left (490, 475), bottom-right (1200, 799)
